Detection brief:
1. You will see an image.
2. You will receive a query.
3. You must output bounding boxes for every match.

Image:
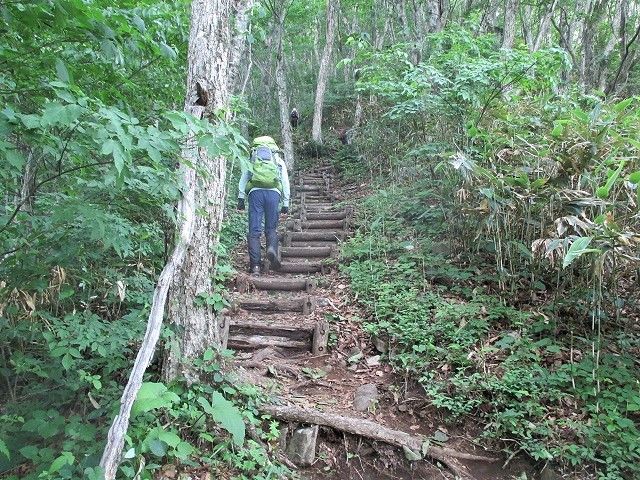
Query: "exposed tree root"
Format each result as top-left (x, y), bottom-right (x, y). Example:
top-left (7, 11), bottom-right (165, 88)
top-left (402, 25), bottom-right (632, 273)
top-left (260, 403), bottom-right (499, 480)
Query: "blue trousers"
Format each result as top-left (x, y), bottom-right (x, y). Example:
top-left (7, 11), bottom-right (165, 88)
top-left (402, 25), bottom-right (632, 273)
top-left (247, 189), bottom-right (280, 268)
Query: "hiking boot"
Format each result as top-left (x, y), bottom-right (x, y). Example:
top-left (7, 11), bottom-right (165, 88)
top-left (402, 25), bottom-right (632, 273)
top-left (266, 246), bottom-right (281, 270)
top-left (249, 265), bottom-right (261, 276)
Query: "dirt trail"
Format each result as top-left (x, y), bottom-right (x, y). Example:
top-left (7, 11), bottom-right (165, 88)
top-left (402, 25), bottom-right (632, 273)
top-left (227, 161), bottom-right (536, 480)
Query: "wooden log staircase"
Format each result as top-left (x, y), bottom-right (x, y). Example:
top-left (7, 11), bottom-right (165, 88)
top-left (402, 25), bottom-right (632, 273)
top-left (227, 161), bottom-right (352, 356)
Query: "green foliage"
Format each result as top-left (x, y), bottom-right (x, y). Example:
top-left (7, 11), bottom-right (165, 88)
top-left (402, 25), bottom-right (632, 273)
top-left (0, 0), bottom-right (271, 478)
top-left (341, 175), bottom-right (640, 478)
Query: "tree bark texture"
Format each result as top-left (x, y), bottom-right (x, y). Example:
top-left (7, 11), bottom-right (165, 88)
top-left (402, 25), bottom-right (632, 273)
top-left (532, 0), bottom-right (558, 51)
top-left (501, 0), bottom-right (519, 49)
top-left (164, 0), bottom-right (232, 384)
top-left (228, 0), bottom-right (255, 94)
top-left (425, 0), bottom-right (448, 33)
top-left (479, 0), bottom-right (500, 36)
top-left (273, 7), bottom-right (295, 169)
top-left (312, 0), bottom-right (339, 143)
top-left (100, 2), bottom-right (232, 476)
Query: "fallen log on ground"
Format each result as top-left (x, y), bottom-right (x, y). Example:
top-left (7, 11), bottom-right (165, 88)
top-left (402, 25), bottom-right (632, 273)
top-left (259, 403), bottom-right (499, 480)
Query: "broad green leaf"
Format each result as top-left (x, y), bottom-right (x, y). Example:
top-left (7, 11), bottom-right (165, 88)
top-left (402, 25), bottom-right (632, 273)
top-left (596, 187), bottom-right (609, 199)
top-left (18, 113), bottom-right (41, 129)
top-left (6, 150), bottom-right (25, 170)
top-left (530, 178), bottom-right (548, 189)
top-left (149, 439), bottom-right (167, 457)
top-left (132, 382), bottom-right (180, 417)
top-left (68, 348), bottom-right (82, 358)
top-left (113, 142), bottom-right (125, 173)
top-left (59, 286), bottom-right (74, 299)
top-left (433, 430), bottom-right (449, 442)
top-left (159, 42), bottom-right (176, 59)
top-left (198, 393), bottom-right (245, 447)
top-left (573, 108), bottom-right (589, 122)
top-left (551, 123), bottom-right (563, 136)
top-left (19, 445), bottom-right (39, 460)
top-left (157, 430), bottom-right (181, 448)
top-left (132, 15), bottom-right (146, 33)
top-left (54, 88), bottom-right (76, 103)
top-left (562, 237), bottom-right (599, 268)
top-left (51, 347), bottom-right (66, 357)
top-left (175, 442), bottom-right (194, 459)
top-left (402, 445), bottom-right (422, 461)
top-left (41, 102), bottom-right (66, 127)
top-left (629, 171), bottom-right (640, 184)
top-left (55, 58), bottom-right (70, 83)
top-left (601, 159), bottom-right (625, 193)
top-left (0, 439), bottom-right (9, 460)
top-left (614, 97), bottom-right (633, 112)
top-left (49, 452), bottom-right (75, 473)
top-left (61, 353), bottom-right (74, 370)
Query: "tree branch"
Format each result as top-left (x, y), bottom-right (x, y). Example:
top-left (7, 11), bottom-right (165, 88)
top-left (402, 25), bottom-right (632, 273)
top-left (606, 22), bottom-right (640, 95)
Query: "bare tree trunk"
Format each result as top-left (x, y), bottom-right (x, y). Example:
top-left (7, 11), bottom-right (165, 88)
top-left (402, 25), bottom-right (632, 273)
top-left (372, 0), bottom-right (392, 50)
top-left (410, 0), bottom-right (427, 37)
top-left (19, 151), bottom-right (37, 214)
top-left (99, 153), bottom-right (198, 480)
top-left (163, 0), bottom-right (232, 384)
top-left (522, 4), bottom-right (534, 48)
top-left (311, 0), bottom-right (338, 143)
top-left (397, 0), bottom-right (412, 43)
top-left (479, 0), bottom-right (501, 36)
top-left (228, 0), bottom-right (255, 93)
top-left (580, 0), bottom-right (605, 88)
top-left (313, 16), bottom-right (321, 68)
top-left (606, 4), bottom-right (640, 95)
top-left (596, 1), bottom-right (624, 91)
top-left (100, 0), bottom-right (232, 470)
top-left (273, 5), bottom-right (295, 169)
top-left (532, 0), bottom-right (558, 51)
top-left (501, 0), bottom-right (520, 49)
top-left (426, 0), bottom-right (448, 33)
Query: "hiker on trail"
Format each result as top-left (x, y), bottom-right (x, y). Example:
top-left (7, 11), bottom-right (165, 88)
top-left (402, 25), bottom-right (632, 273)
top-left (237, 136), bottom-right (290, 276)
top-left (290, 108), bottom-right (299, 128)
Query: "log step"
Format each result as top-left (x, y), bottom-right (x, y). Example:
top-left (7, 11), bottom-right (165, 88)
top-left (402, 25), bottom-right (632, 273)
top-left (275, 262), bottom-right (324, 274)
top-left (287, 220), bottom-right (346, 230)
top-left (237, 276), bottom-right (317, 292)
top-left (230, 318), bottom-right (314, 340)
top-left (281, 246), bottom-right (335, 258)
top-left (238, 295), bottom-right (316, 314)
top-left (227, 334), bottom-right (309, 351)
top-left (304, 211), bottom-right (350, 220)
top-left (297, 185), bottom-right (328, 192)
top-left (285, 231), bottom-right (345, 243)
top-left (290, 241), bottom-right (340, 248)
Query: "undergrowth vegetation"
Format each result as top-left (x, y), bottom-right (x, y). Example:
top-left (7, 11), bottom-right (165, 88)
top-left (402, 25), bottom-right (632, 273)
top-left (0, 200), bottom-right (291, 479)
top-left (337, 27), bottom-right (640, 480)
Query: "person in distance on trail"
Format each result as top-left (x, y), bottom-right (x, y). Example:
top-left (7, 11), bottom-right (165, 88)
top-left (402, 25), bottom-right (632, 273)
top-left (290, 108), bottom-right (299, 128)
top-left (236, 136), bottom-right (290, 276)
